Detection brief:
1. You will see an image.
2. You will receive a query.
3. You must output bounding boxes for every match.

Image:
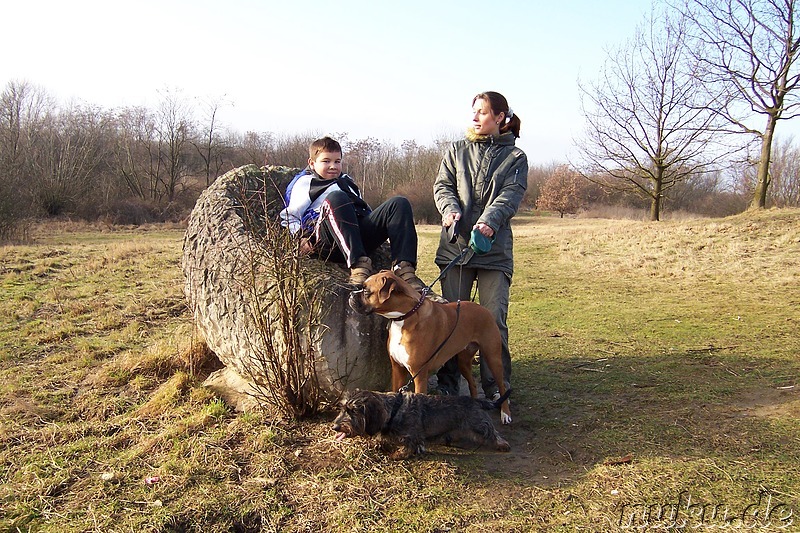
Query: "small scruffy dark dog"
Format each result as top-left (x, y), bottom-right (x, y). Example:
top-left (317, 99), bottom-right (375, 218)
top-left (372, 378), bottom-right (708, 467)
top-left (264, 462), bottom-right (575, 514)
top-left (332, 389), bottom-right (511, 459)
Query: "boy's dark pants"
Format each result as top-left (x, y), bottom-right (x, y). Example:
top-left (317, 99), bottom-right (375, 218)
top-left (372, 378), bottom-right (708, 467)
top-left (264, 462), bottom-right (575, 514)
top-left (315, 191), bottom-right (418, 267)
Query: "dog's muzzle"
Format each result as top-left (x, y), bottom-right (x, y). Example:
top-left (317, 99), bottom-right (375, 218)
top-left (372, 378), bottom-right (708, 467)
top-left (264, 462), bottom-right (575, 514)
top-left (332, 414), bottom-right (352, 441)
top-left (348, 289), bottom-right (371, 314)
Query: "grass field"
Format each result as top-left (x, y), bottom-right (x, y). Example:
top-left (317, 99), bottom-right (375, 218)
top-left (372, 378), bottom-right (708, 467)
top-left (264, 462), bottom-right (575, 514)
top-left (1, 210), bottom-right (798, 532)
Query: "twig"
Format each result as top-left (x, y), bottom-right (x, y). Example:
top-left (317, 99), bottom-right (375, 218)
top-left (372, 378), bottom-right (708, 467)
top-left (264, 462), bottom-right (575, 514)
top-left (556, 441), bottom-right (574, 462)
top-left (572, 358), bottom-right (608, 369)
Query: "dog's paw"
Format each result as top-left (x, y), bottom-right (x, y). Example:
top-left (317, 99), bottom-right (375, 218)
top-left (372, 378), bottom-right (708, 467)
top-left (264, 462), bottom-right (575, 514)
top-left (390, 447), bottom-right (414, 460)
top-left (501, 412), bottom-right (512, 425)
top-left (496, 437), bottom-right (511, 452)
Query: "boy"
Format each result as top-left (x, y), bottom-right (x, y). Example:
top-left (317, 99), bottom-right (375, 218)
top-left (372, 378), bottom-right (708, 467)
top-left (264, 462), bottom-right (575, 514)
top-left (279, 136), bottom-right (435, 295)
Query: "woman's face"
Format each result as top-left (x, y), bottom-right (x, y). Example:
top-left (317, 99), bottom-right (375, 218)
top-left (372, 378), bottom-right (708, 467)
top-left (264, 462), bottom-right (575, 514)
top-left (472, 98), bottom-right (502, 136)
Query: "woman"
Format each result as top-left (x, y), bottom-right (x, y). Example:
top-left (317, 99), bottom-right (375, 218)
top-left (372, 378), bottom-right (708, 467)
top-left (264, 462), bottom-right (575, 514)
top-left (434, 91), bottom-right (528, 400)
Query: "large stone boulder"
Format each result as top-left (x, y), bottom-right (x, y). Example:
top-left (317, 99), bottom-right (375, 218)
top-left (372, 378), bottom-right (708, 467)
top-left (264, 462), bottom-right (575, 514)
top-left (182, 164), bottom-right (391, 412)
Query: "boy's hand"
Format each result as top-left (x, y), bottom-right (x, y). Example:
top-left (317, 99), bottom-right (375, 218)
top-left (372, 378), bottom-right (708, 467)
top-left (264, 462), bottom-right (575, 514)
top-left (299, 237), bottom-right (314, 255)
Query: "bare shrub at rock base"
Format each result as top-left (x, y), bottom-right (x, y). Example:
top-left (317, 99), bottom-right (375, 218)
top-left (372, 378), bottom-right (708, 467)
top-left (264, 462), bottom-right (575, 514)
top-left (234, 180), bottom-right (327, 418)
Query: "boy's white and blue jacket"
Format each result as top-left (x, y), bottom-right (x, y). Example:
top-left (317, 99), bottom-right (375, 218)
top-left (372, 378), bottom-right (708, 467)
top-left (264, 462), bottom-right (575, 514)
top-left (279, 168), bottom-right (371, 235)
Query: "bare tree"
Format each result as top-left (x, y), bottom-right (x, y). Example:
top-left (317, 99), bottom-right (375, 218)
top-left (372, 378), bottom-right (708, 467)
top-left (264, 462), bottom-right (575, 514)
top-left (398, 140), bottom-right (443, 187)
top-left (192, 96), bottom-right (229, 187)
top-left (0, 82), bottom-right (29, 179)
top-left (111, 91), bottom-right (196, 210)
top-left (0, 82), bottom-right (29, 230)
top-left (232, 130), bottom-right (274, 167)
top-left (0, 81), bottom-right (51, 210)
top-left (154, 89), bottom-right (194, 204)
top-left (113, 105), bottom-right (159, 201)
top-left (575, 8), bottom-right (730, 221)
top-left (765, 135), bottom-right (800, 205)
top-left (680, 0), bottom-right (800, 209)
top-left (343, 137), bottom-right (384, 204)
top-left (268, 132), bottom-right (318, 168)
top-left (668, 171), bottom-right (718, 207)
top-left (388, 139), bottom-right (445, 222)
top-left (31, 103), bottom-right (112, 215)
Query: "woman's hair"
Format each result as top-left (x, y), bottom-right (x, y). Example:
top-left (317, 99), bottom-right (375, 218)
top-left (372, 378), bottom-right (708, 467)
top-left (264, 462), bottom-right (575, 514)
top-left (309, 136), bottom-right (342, 159)
top-left (473, 91), bottom-right (521, 138)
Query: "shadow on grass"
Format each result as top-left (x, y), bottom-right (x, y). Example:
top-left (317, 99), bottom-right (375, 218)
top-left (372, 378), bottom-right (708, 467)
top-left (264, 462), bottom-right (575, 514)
top-left (445, 349), bottom-right (800, 488)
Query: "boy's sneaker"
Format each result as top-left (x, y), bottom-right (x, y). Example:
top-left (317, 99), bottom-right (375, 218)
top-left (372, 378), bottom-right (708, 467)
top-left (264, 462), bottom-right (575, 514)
top-left (349, 256), bottom-right (373, 286)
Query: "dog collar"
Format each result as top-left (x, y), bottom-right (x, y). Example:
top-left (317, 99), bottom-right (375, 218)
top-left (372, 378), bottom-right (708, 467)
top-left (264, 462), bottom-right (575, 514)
top-left (390, 288), bottom-right (429, 321)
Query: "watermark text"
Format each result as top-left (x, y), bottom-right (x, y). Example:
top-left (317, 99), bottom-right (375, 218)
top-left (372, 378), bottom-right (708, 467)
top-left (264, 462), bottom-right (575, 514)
top-left (618, 490), bottom-right (794, 530)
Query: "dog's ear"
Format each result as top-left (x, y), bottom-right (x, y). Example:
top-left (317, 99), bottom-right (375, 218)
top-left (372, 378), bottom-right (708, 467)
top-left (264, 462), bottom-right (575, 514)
top-left (339, 390), bottom-right (354, 407)
top-left (377, 275), bottom-right (397, 304)
top-left (363, 395), bottom-right (387, 435)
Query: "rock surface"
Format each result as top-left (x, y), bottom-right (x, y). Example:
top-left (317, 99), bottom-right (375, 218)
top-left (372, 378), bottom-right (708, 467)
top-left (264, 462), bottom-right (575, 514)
top-left (182, 164), bottom-right (391, 411)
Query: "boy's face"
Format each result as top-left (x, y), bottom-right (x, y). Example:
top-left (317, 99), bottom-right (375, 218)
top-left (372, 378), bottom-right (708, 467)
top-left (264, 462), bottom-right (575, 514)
top-left (309, 151), bottom-right (342, 180)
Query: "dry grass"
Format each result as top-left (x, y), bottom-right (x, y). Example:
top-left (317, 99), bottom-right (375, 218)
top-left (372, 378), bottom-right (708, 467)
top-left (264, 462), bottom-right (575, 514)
top-left (544, 210), bottom-right (800, 285)
top-left (2, 211), bottom-right (799, 531)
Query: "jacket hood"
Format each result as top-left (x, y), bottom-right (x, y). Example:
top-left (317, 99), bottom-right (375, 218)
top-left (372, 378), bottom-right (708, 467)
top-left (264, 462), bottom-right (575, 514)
top-left (465, 129), bottom-right (517, 146)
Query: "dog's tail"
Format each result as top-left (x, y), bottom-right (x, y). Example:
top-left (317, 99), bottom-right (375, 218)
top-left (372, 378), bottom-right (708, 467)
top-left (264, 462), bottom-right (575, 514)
top-left (478, 388), bottom-right (512, 410)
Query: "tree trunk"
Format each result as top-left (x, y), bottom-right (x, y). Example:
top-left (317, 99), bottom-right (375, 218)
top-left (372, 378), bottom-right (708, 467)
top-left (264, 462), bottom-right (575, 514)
top-left (749, 116), bottom-right (777, 210)
top-left (649, 171), bottom-right (663, 222)
top-left (649, 195), bottom-right (661, 222)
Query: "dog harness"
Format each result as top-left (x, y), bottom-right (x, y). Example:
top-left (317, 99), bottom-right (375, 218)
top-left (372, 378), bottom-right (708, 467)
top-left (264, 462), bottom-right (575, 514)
top-left (396, 300), bottom-right (462, 393)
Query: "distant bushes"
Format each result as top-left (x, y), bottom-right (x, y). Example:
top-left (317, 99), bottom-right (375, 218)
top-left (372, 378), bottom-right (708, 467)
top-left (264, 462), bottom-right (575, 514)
top-left (3, 79), bottom-right (794, 243)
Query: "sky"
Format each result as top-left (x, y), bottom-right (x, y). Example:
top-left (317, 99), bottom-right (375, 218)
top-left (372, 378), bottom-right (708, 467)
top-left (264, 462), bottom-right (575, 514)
top-left (3, 0), bottom-right (662, 165)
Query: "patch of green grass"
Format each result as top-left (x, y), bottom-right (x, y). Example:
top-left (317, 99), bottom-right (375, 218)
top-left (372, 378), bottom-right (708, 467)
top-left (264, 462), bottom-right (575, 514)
top-left (2, 212), bottom-right (799, 531)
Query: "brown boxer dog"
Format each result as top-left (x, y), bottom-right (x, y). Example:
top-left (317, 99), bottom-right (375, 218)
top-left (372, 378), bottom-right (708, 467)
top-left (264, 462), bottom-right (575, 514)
top-left (349, 270), bottom-right (511, 424)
